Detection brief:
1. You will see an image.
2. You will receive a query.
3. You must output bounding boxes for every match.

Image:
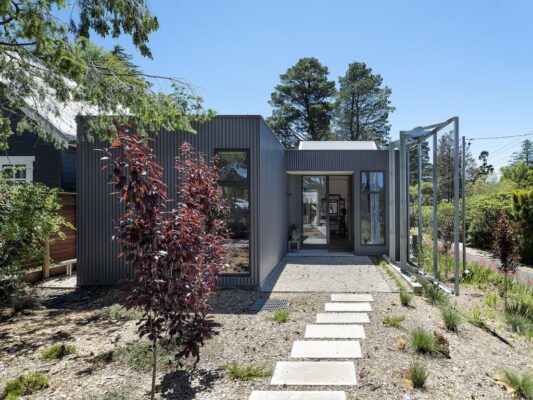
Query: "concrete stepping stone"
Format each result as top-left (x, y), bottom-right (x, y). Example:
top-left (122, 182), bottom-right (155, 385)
top-left (249, 391), bottom-right (346, 400)
top-left (331, 293), bottom-right (374, 302)
top-left (325, 302), bottom-right (372, 312)
top-left (271, 361), bottom-right (357, 386)
top-left (305, 324), bottom-right (366, 339)
top-left (316, 313), bottom-right (370, 324)
top-left (290, 340), bottom-right (362, 359)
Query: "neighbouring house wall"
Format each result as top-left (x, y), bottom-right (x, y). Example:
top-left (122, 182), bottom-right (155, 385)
top-left (6, 131), bottom-right (63, 189)
top-left (61, 146), bottom-right (76, 192)
top-left (258, 119), bottom-right (287, 286)
top-left (77, 116), bottom-right (262, 287)
top-left (285, 149), bottom-right (390, 256)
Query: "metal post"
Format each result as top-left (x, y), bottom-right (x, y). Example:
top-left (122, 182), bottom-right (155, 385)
top-left (406, 140), bottom-right (410, 263)
top-left (453, 117), bottom-right (460, 296)
top-left (432, 132), bottom-right (438, 279)
top-left (389, 141), bottom-right (396, 261)
top-left (417, 142), bottom-right (423, 264)
top-left (462, 136), bottom-right (467, 271)
top-left (399, 132), bottom-right (408, 273)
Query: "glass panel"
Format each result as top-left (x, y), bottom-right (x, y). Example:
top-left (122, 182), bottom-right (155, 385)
top-left (217, 151), bottom-right (248, 182)
top-left (361, 172), bottom-right (385, 245)
top-left (328, 176), bottom-right (351, 249)
top-left (14, 165), bottom-right (26, 180)
top-left (302, 176), bottom-right (327, 246)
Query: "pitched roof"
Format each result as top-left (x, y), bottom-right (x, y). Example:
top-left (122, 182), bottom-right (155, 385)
top-left (298, 141), bottom-right (378, 150)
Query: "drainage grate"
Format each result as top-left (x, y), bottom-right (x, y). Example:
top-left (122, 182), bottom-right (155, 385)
top-left (249, 298), bottom-right (290, 312)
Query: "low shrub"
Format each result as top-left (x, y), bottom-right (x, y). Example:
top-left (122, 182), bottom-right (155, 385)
top-left (441, 306), bottom-right (462, 332)
top-left (95, 304), bottom-right (142, 321)
top-left (3, 372), bottom-right (48, 400)
top-left (10, 286), bottom-right (39, 314)
top-left (90, 388), bottom-right (133, 400)
top-left (400, 289), bottom-right (413, 307)
top-left (270, 309), bottom-right (290, 324)
top-left (485, 293), bottom-right (498, 307)
top-left (224, 362), bottom-right (271, 381)
top-left (422, 284), bottom-right (448, 306)
top-left (115, 340), bottom-right (175, 372)
top-left (410, 327), bottom-right (442, 356)
top-left (409, 360), bottom-right (430, 389)
top-left (505, 313), bottom-right (530, 334)
top-left (42, 344), bottom-right (76, 360)
top-left (383, 315), bottom-right (405, 330)
top-left (498, 368), bottom-right (533, 400)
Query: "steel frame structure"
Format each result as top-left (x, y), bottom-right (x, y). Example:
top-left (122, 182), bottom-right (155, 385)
top-left (388, 117), bottom-right (466, 296)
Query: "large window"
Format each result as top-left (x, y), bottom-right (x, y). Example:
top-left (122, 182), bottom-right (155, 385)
top-left (361, 171), bottom-right (385, 245)
top-left (0, 156), bottom-right (34, 183)
top-left (216, 150), bottom-right (250, 275)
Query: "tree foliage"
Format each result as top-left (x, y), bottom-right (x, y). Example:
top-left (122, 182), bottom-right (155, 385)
top-left (511, 139), bottom-right (533, 167)
top-left (501, 162), bottom-right (533, 188)
top-left (0, 176), bottom-right (71, 299)
top-left (512, 189), bottom-right (533, 264)
top-left (0, 0), bottom-right (214, 149)
top-left (477, 150), bottom-right (494, 177)
top-left (335, 62), bottom-right (394, 148)
top-left (102, 124), bottom-right (229, 398)
top-left (267, 57), bottom-right (336, 148)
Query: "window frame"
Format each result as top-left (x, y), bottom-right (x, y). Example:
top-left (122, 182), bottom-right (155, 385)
top-left (360, 170), bottom-right (386, 246)
top-left (214, 148), bottom-right (251, 277)
top-left (0, 156), bottom-right (35, 183)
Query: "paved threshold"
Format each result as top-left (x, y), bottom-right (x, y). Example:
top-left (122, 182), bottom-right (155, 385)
top-left (271, 361), bottom-right (357, 386)
top-left (325, 302), bottom-right (372, 312)
top-left (331, 293), bottom-right (374, 302)
top-left (305, 324), bottom-right (366, 339)
top-left (316, 313), bottom-right (370, 324)
top-left (249, 391), bottom-right (346, 400)
top-left (290, 340), bottom-right (362, 359)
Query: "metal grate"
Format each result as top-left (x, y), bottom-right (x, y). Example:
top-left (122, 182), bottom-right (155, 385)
top-left (249, 298), bottom-right (290, 312)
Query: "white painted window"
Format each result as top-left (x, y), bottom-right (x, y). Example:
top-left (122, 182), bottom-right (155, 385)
top-left (0, 156), bottom-right (35, 183)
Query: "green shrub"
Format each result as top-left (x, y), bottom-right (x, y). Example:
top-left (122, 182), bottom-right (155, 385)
top-left (505, 313), bottom-right (530, 334)
top-left (115, 340), bottom-right (175, 372)
top-left (400, 289), bottom-right (413, 307)
top-left (485, 293), bottom-right (498, 307)
top-left (409, 361), bottom-right (430, 389)
top-left (3, 372), bottom-right (48, 400)
top-left (9, 285), bottom-right (39, 313)
top-left (383, 315), bottom-right (405, 330)
top-left (42, 344), bottom-right (76, 360)
top-left (441, 306), bottom-right (461, 332)
top-left (410, 327), bottom-right (441, 355)
top-left (512, 189), bottom-right (533, 264)
top-left (498, 368), bottom-right (533, 400)
top-left (270, 309), bottom-right (290, 324)
top-left (95, 304), bottom-right (142, 321)
top-left (224, 362), bottom-right (271, 381)
top-left (90, 388), bottom-right (133, 400)
top-left (422, 284), bottom-right (447, 306)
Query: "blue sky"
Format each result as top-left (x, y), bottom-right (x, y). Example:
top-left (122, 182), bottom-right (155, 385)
top-left (91, 0), bottom-right (533, 171)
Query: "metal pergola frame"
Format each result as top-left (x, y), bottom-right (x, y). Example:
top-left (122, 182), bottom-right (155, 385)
top-left (388, 117), bottom-right (466, 296)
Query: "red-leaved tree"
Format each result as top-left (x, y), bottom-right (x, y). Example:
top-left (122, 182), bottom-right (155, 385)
top-left (100, 122), bottom-right (229, 399)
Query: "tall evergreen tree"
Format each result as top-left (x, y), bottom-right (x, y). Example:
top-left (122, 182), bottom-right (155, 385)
top-left (477, 150), bottom-right (494, 177)
top-left (437, 131), bottom-right (478, 202)
top-left (511, 139), bottom-right (533, 167)
top-left (335, 62), bottom-right (394, 148)
top-left (267, 58), bottom-right (336, 149)
top-left (409, 141), bottom-right (432, 187)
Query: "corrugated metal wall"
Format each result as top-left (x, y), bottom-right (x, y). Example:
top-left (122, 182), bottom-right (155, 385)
top-left (77, 116), bottom-right (262, 287)
top-left (285, 149), bottom-right (390, 256)
top-left (258, 119), bottom-right (287, 285)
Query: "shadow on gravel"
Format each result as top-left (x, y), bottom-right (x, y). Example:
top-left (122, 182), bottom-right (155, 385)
top-left (159, 367), bottom-right (220, 399)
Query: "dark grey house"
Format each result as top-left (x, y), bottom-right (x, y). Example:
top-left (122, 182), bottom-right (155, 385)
top-left (77, 115), bottom-right (398, 288)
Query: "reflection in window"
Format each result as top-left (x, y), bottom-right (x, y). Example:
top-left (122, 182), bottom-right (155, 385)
top-left (361, 171), bottom-right (385, 245)
top-left (217, 150), bottom-right (250, 275)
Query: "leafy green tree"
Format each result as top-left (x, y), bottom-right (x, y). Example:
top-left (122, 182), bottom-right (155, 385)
top-left (501, 162), bottom-right (533, 188)
top-left (511, 139), bottom-right (533, 167)
top-left (0, 0), bottom-right (214, 149)
top-left (268, 57), bottom-right (336, 148)
top-left (409, 140), bottom-right (431, 186)
top-left (511, 189), bottom-right (533, 264)
top-left (477, 150), bottom-right (494, 177)
top-left (335, 62), bottom-right (394, 148)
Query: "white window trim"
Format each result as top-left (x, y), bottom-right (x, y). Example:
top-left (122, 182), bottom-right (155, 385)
top-left (0, 156), bottom-right (35, 182)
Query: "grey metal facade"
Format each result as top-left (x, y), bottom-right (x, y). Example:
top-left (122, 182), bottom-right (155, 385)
top-left (77, 115), bottom-right (286, 287)
top-left (285, 149), bottom-right (392, 256)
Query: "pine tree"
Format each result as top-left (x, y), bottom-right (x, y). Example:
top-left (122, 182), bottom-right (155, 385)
top-left (511, 139), bottom-right (533, 167)
top-left (335, 62), bottom-right (394, 148)
top-left (267, 58), bottom-right (337, 149)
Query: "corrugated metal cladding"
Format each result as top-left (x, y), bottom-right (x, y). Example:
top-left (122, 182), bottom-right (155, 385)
top-left (77, 116), bottom-right (269, 287)
top-left (285, 149), bottom-right (391, 256)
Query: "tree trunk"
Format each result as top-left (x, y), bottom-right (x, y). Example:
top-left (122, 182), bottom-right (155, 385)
top-left (151, 337), bottom-right (157, 400)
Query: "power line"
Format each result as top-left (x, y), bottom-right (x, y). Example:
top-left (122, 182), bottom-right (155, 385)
top-left (468, 131), bottom-right (533, 141)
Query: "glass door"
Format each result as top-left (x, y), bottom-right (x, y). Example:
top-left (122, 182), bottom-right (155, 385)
top-left (328, 176), bottom-right (351, 249)
top-left (302, 176), bottom-right (327, 247)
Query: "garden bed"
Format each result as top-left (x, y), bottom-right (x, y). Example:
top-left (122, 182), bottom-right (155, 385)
top-left (0, 270), bottom-right (531, 399)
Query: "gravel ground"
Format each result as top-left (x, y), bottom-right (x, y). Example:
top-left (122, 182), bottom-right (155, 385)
top-left (0, 268), bottom-right (531, 399)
